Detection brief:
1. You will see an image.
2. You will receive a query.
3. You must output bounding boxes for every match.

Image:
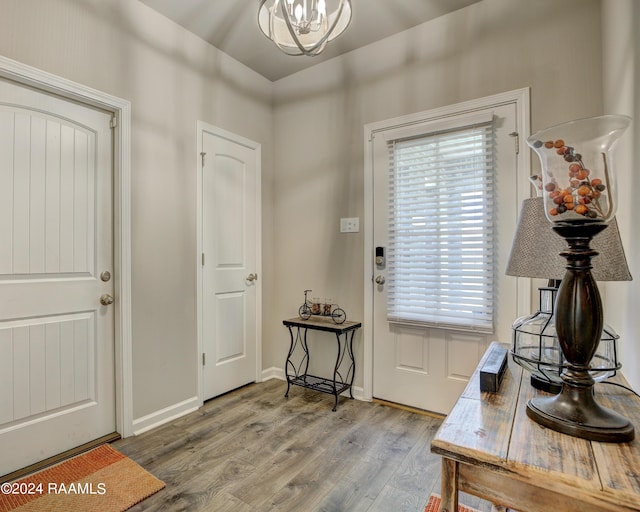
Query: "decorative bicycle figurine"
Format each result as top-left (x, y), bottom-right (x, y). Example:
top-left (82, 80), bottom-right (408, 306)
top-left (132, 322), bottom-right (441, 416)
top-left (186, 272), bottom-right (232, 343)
top-left (298, 289), bottom-right (346, 324)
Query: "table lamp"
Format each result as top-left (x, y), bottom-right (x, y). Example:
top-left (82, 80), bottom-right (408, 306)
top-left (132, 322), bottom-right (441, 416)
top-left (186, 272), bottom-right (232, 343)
top-left (507, 196), bottom-right (631, 394)
top-left (521, 114), bottom-right (633, 442)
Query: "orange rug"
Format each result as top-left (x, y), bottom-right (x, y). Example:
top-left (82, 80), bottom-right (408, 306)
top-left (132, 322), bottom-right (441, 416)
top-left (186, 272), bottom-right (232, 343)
top-left (425, 493), bottom-right (480, 512)
top-left (0, 444), bottom-right (165, 512)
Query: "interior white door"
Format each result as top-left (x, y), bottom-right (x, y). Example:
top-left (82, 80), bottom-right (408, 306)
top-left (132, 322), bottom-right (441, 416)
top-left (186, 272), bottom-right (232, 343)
top-left (371, 102), bottom-right (520, 414)
top-left (201, 127), bottom-right (260, 401)
top-left (0, 78), bottom-right (115, 475)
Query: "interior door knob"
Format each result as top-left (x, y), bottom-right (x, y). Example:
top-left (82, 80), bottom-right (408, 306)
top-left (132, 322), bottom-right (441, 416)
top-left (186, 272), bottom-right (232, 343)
top-left (246, 273), bottom-right (258, 282)
top-left (100, 294), bottom-right (114, 306)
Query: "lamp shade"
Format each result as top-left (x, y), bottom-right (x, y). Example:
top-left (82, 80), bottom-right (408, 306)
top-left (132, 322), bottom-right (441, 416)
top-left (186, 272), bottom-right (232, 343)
top-left (506, 197), bottom-right (632, 281)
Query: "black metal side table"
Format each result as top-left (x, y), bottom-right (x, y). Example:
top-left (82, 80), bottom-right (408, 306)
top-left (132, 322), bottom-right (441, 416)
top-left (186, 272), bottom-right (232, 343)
top-left (283, 317), bottom-right (361, 411)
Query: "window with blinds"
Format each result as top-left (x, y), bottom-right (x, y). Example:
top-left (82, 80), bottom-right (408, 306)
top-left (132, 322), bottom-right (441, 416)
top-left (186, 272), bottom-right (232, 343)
top-left (386, 119), bottom-right (495, 332)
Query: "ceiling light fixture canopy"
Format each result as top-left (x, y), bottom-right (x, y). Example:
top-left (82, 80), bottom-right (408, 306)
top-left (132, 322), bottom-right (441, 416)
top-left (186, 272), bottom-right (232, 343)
top-left (258, 0), bottom-right (352, 57)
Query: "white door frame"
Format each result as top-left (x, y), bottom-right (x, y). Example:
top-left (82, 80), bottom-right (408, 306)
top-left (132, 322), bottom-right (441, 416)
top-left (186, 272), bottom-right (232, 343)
top-left (196, 121), bottom-right (262, 405)
top-left (0, 56), bottom-right (134, 437)
top-left (363, 88), bottom-right (532, 402)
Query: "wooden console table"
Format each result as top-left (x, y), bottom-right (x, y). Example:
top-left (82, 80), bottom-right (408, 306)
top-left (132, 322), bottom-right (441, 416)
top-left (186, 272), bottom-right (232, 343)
top-left (283, 317), bottom-right (360, 411)
top-left (431, 342), bottom-right (640, 512)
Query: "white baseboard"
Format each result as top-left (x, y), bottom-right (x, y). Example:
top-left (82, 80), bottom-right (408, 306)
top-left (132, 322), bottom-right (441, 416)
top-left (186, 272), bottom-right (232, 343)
top-left (261, 366), bottom-right (286, 381)
top-left (131, 395), bottom-right (200, 436)
top-left (351, 385), bottom-right (365, 401)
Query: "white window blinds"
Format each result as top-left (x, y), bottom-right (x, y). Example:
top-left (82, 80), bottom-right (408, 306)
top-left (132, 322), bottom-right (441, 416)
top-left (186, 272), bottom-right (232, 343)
top-left (386, 117), bottom-right (496, 332)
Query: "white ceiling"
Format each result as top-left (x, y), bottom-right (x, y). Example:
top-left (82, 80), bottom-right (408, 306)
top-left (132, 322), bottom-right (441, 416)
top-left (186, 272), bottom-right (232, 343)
top-left (139, 0), bottom-right (482, 82)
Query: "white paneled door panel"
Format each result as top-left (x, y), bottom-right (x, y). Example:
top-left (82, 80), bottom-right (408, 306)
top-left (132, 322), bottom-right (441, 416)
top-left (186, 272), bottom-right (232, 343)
top-left (0, 106), bottom-right (95, 277)
top-left (0, 314), bottom-right (95, 425)
top-left (0, 78), bottom-right (115, 476)
top-left (201, 127), bottom-right (260, 401)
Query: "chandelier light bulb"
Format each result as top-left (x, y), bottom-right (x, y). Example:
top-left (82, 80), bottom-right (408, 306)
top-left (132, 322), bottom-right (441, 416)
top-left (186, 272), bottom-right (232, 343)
top-left (318, 0), bottom-right (326, 20)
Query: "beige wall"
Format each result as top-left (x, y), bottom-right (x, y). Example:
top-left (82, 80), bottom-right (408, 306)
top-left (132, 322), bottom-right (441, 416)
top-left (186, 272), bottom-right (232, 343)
top-left (602, 0), bottom-right (640, 390)
top-left (267, 0), bottom-right (605, 387)
top-left (0, 0), bottom-right (274, 419)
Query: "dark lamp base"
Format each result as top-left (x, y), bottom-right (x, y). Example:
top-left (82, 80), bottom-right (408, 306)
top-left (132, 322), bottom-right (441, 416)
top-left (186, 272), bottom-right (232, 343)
top-left (527, 386), bottom-right (635, 443)
top-left (530, 374), bottom-right (562, 394)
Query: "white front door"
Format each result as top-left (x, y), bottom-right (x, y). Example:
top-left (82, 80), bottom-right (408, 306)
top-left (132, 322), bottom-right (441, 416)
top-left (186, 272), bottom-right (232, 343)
top-left (0, 78), bottom-right (115, 475)
top-left (369, 95), bottom-right (526, 414)
top-left (199, 125), bottom-right (261, 401)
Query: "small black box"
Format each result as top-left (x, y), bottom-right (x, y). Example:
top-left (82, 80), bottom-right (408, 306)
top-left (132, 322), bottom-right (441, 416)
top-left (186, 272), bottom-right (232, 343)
top-left (479, 345), bottom-right (508, 393)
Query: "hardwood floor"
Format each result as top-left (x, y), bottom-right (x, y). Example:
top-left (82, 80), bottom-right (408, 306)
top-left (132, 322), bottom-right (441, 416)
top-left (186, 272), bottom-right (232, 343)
top-left (114, 379), bottom-right (493, 512)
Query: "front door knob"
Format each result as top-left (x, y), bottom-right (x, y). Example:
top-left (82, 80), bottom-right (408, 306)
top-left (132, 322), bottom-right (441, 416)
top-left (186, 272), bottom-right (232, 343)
top-left (100, 294), bottom-right (114, 306)
top-left (375, 275), bottom-right (385, 285)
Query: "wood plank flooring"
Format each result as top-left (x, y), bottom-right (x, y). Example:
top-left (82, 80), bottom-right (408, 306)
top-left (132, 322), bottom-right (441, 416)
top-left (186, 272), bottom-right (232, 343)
top-left (114, 379), bottom-right (493, 512)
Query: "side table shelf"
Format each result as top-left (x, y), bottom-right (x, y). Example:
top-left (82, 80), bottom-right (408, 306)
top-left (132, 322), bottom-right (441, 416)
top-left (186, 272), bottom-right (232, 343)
top-left (283, 317), bottom-right (361, 411)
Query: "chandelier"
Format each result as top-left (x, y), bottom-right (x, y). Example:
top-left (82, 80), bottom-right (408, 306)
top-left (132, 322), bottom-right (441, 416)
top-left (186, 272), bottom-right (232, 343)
top-left (258, 0), bottom-right (352, 57)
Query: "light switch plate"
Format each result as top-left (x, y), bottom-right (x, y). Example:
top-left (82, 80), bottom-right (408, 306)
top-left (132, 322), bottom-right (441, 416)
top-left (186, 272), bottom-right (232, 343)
top-left (340, 217), bottom-right (359, 233)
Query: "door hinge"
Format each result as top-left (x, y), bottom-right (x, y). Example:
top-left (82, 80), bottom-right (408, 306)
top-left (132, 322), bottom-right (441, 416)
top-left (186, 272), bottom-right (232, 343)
top-left (202, 353), bottom-right (206, 366)
top-left (200, 151), bottom-right (206, 167)
top-left (509, 131), bottom-right (519, 154)
top-left (202, 253), bottom-right (205, 266)
top-left (110, 116), bottom-right (117, 129)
